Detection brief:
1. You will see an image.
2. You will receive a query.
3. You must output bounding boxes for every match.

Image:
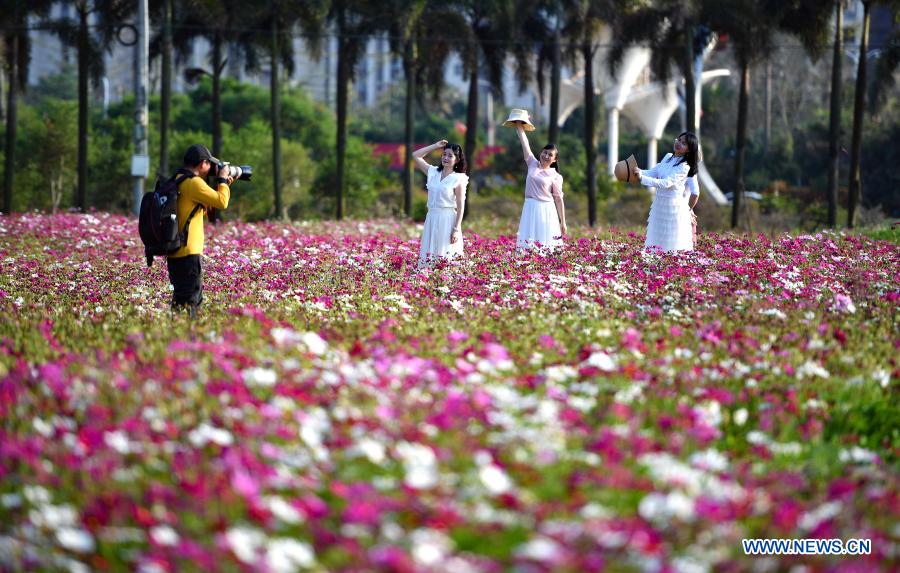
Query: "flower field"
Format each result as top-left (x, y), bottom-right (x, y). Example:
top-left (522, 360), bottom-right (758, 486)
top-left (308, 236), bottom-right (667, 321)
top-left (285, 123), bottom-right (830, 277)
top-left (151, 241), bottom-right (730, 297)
top-left (0, 212), bottom-right (897, 572)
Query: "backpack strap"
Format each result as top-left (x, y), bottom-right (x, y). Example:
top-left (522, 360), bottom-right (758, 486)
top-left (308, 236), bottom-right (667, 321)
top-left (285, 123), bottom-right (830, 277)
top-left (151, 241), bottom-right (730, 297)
top-left (181, 203), bottom-right (203, 245)
top-left (172, 171), bottom-right (203, 247)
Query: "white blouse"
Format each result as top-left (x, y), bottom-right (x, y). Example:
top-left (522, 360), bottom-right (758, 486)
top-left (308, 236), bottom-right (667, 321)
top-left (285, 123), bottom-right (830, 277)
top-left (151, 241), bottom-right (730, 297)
top-left (426, 165), bottom-right (468, 209)
top-left (640, 153), bottom-right (690, 198)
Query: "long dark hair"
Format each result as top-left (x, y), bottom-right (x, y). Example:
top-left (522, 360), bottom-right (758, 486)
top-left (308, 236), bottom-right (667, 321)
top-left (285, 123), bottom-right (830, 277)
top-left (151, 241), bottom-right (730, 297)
top-left (671, 131), bottom-right (699, 177)
top-left (443, 143), bottom-right (467, 173)
top-left (542, 144), bottom-right (560, 174)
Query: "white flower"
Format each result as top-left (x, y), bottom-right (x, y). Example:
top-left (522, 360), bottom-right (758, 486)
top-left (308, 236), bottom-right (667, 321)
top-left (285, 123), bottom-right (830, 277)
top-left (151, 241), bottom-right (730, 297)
top-left (104, 430), bottom-right (134, 454)
top-left (56, 527), bottom-right (95, 553)
top-left (696, 400), bottom-right (722, 428)
top-left (733, 408), bottom-right (749, 426)
top-left (838, 446), bottom-right (878, 464)
top-left (298, 408), bottom-right (331, 462)
top-left (270, 327), bottom-right (298, 347)
top-left (799, 501), bottom-right (842, 532)
top-left (23, 485), bottom-right (51, 505)
top-left (30, 504), bottom-right (78, 529)
top-left (188, 423), bottom-right (234, 448)
top-left (410, 529), bottom-right (453, 566)
top-left (395, 442), bottom-right (438, 489)
top-left (266, 538), bottom-right (315, 572)
top-left (638, 492), bottom-right (696, 524)
top-left (479, 464), bottom-right (513, 496)
top-left (32, 417), bottom-right (54, 437)
top-left (585, 351), bottom-right (617, 372)
top-left (299, 332), bottom-right (327, 356)
top-left (689, 449), bottom-right (729, 472)
top-left (243, 367), bottom-right (278, 387)
top-left (614, 383), bottom-right (644, 404)
top-left (354, 437), bottom-right (386, 465)
top-left (797, 360), bottom-right (830, 379)
top-left (226, 526), bottom-right (265, 564)
top-left (542, 365), bottom-right (577, 383)
top-left (150, 525), bottom-right (179, 546)
top-left (515, 537), bottom-right (561, 561)
top-left (265, 496), bottom-right (304, 525)
top-left (760, 308), bottom-right (787, 320)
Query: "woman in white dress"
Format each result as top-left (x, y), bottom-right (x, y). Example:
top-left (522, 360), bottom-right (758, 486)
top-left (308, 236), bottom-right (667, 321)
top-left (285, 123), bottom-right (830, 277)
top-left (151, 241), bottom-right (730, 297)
top-left (632, 131), bottom-right (699, 252)
top-left (514, 124), bottom-right (567, 251)
top-left (412, 140), bottom-right (469, 267)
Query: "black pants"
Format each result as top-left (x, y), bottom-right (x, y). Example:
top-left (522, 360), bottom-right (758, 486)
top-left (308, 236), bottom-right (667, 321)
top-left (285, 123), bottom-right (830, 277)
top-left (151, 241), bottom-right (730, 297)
top-left (167, 255), bottom-right (203, 311)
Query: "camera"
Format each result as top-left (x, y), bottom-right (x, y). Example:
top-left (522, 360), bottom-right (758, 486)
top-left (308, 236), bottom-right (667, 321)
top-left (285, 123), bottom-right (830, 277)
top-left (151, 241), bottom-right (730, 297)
top-left (210, 160), bottom-right (253, 182)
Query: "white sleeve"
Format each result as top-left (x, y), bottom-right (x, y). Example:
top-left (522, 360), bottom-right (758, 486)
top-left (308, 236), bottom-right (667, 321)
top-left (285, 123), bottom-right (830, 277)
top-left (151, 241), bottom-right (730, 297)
top-left (640, 161), bottom-right (688, 191)
top-left (686, 175), bottom-right (699, 196)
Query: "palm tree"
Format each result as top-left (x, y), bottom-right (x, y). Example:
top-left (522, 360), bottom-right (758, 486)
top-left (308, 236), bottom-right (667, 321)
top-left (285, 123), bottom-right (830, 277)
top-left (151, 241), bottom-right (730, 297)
top-left (46, 0), bottom-right (133, 212)
top-left (456, 0), bottom-right (513, 181)
top-left (381, 0), bottom-right (427, 218)
top-left (179, 0), bottom-right (259, 222)
top-left (252, 1), bottom-right (328, 219)
top-left (826, 1), bottom-right (844, 227)
top-left (154, 0), bottom-right (175, 177)
top-left (509, 0), bottom-right (566, 144)
top-left (1, 0), bottom-right (53, 213)
top-left (703, 1), bottom-right (781, 229)
top-left (329, 0), bottom-right (378, 220)
top-left (847, 1), bottom-right (871, 228)
top-left (777, 0), bottom-right (837, 225)
top-left (564, 0), bottom-right (614, 227)
top-left (847, 0), bottom-right (900, 227)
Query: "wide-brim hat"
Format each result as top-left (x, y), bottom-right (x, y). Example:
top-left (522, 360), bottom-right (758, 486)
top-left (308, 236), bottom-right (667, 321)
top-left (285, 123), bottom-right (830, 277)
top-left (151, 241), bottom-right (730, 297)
top-left (502, 108), bottom-right (535, 131)
top-left (614, 154), bottom-right (638, 183)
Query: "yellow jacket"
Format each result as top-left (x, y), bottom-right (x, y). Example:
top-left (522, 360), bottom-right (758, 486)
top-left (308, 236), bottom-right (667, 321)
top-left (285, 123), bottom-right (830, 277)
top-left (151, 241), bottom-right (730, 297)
top-left (168, 174), bottom-right (230, 258)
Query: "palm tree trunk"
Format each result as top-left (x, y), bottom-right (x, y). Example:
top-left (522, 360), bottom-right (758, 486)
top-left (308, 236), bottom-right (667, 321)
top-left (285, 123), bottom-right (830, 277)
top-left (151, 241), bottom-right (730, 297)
top-left (3, 34), bottom-right (17, 214)
top-left (583, 42), bottom-right (597, 227)
top-left (684, 24), bottom-right (697, 133)
top-left (731, 62), bottom-right (750, 229)
top-left (271, 17), bottom-right (283, 220)
top-left (159, 0), bottom-right (172, 177)
top-left (209, 30), bottom-right (223, 224)
top-left (335, 26), bottom-right (348, 220)
top-left (212, 31), bottom-right (223, 158)
top-left (847, 1), bottom-right (869, 228)
top-left (549, 18), bottom-right (561, 144)
top-left (826, 2), bottom-right (842, 227)
top-left (77, 7), bottom-right (89, 211)
top-left (465, 65), bottom-right (478, 175)
top-left (403, 36), bottom-right (415, 218)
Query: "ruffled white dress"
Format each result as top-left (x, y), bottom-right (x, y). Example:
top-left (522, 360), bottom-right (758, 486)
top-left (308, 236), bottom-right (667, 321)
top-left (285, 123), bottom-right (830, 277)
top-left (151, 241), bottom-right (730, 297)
top-left (517, 153), bottom-right (564, 251)
top-left (641, 154), bottom-right (693, 252)
top-left (419, 165), bottom-right (468, 266)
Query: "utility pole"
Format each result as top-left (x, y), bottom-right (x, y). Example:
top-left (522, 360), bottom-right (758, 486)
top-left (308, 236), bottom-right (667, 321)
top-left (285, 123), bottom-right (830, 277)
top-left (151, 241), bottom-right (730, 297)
top-left (132, 0), bottom-right (150, 214)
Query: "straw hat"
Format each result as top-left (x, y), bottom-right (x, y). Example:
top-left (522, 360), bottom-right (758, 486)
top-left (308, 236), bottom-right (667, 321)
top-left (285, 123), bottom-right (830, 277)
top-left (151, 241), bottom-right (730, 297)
top-left (614, 154), bottom-right (638, 183)
top-left (502, 108), bottom-right (535, 131)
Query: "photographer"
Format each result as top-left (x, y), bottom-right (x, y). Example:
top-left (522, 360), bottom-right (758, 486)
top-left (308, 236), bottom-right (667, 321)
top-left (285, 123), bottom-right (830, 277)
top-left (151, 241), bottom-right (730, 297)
top-left (167, 144), bottom-right (233, 316)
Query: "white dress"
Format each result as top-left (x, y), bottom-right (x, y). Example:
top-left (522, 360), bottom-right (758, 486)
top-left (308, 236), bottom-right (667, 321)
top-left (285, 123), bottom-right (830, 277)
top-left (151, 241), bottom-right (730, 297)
top-left (641, 153), bottom-right (693, 252)
top-left (419, 165), bottom-right (468, 266)
top-left (517, 153), bottom-right (564, 251)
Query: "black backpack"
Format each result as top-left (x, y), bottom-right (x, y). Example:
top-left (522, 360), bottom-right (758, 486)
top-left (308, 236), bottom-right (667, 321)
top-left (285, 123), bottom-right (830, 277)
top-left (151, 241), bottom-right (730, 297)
top-left (138, 169), bottom-right (203, 267)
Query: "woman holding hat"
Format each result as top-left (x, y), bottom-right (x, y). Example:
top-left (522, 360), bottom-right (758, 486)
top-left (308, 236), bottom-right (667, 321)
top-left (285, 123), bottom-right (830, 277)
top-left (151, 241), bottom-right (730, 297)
top-left (507, 110), bottom-right (567, 251)
top-left (632, 131), bottom-right (700, 252)
top-left (412, 139), bottom-right (469, 267)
